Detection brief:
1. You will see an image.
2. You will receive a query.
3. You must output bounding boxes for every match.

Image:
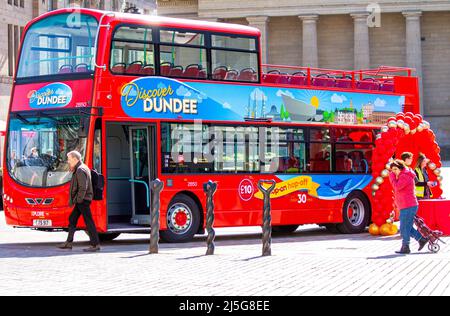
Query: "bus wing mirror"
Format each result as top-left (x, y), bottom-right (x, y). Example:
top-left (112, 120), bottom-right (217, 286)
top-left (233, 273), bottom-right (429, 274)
top-left (78, 116), bottom-right (90, 138)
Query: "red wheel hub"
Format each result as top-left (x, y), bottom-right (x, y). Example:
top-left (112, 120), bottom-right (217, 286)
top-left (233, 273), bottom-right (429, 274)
top-left (174, 210), bottom-right (188, 227)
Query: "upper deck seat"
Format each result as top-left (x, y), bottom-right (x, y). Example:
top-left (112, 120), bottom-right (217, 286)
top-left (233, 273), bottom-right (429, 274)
top-left (75, 63), bottom-right (89, 73)
top-left (290, 72), bottom-right (307, 86)
top-left (141, 65), bottom-right (155, 76)
top-left (225, 70), bottom-right (239, 81)
top-left (198, 69), bottom-right (207, 79)
top-left (238, 68), bottom-right (256, 82)
top-left (277, 73), bottom-right (290, 85)
top-left (263, 73), bottom-right (280, 84)
top-left (183, 64), bottom-right (201, 78)
top-left (357, 78), bottom-right (380, 91)
top-left (380, 81), bottom-right (395, 92)
top-left (126, 62), bottom-right (143, 74)
top-left (111, 63), bottom-right (126, 74)
top-left (160, 62), bottom-right (173, 77)
top-left (169, 66), bottom-right (184, 77)
top-left (212, 66), bottom-right (228, 80)
top-left (335, 78), bottom-right (353, 89)
top-left (313, 75), bottom-right (335, 88)
top-left (59, 65), bottom-right (73, 74)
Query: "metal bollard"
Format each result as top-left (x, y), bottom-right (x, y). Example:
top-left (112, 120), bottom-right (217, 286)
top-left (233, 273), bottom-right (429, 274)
top-left (257, 180), bottom-right (276, 257)
top-left (203, 180), bottom-right (218, 256)
top-left (149, 179), bottom-right (164, 254)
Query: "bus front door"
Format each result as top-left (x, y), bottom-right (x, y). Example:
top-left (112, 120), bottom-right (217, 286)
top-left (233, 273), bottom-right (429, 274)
top-left (129, 126), bottom-right (153, 226)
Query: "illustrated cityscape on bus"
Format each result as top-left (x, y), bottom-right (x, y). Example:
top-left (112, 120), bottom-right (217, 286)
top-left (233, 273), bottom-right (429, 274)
top-left (120, 76), bottom-right (406, 125)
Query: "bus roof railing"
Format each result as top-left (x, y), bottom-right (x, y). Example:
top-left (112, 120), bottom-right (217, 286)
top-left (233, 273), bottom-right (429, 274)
top-left (262, 64), bottom-right (415, 78)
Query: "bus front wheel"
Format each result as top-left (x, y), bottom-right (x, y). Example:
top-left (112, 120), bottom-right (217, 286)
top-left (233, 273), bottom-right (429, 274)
top-left (160, 194), bottom-right (201, 243)
top-left (336, 192), bottom-right (371, 234)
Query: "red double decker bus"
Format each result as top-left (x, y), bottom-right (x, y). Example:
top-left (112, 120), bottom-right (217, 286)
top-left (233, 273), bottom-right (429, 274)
top-left (3, 8), bottom-right (421, 242)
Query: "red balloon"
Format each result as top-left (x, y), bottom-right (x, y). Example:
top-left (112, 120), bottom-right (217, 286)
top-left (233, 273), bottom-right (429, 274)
top-left (404, 117), bottom-right (414, 128)
top-left (388, 117), bottom-right (397, 123)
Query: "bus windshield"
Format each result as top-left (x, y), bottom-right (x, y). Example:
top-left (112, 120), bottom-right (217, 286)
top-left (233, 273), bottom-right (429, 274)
top-left (17, 13), bottom-right (98, 79)
top-left (7, 114), bottom-right (87, 188)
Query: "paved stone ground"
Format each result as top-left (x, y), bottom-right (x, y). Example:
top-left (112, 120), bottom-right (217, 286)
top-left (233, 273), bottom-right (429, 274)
top-left (0, 167), bottom-right (449, 296)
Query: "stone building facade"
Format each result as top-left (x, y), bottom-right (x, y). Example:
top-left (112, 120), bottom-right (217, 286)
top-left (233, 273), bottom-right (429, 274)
top-left (157, 0), bottom-right (450, 160)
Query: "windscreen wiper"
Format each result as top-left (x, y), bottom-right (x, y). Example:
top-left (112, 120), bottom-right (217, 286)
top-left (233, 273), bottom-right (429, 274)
top-left (15, 113), bottom-right (31, 125)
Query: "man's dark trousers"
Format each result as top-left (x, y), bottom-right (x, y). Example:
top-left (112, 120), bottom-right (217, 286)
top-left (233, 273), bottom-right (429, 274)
top-left (67, 200), bottom-right (100, 246)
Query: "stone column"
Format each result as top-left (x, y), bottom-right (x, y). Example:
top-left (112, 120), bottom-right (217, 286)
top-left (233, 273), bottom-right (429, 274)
top-left (247, 16), bottom-right (270, 65)
top-left (403, 11), bottom-right (423, 112)
top-left (299, 15), bottom-right (319, 68)
top-left (352, 13), bottom-right (371, 70)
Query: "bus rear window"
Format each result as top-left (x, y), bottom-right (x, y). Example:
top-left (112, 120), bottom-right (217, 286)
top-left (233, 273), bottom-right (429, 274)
top-left (17, 14), bottom-right (98, 78)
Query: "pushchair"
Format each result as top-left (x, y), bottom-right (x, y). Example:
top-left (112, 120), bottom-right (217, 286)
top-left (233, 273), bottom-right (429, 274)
top-left (414, 216), bottom-right (446, 253)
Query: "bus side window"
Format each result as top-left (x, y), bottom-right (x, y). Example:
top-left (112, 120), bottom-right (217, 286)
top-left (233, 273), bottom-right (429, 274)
top-left (93, 119), bottom-right (102, 173)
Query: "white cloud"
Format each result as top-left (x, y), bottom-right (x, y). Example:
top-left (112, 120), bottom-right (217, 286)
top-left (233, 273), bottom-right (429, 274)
top-left (276, 90), bottom-right (294, 99)
top-left (176, 86), bottom-right (192, 97)
top-left (222, 102), bottom-right (232, 109)
top-left (157, 83), bottom-right (167, 90)
top-left (331, 93), bottom-right (348, 104)
top-left (250, 88), bottom-right (268, 102)
top-left (374, 97), bottom-right (387, 108)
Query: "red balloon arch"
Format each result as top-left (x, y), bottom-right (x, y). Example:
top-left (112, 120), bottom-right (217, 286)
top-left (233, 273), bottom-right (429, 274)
top-left (371, 112), bottom-right (444, 228)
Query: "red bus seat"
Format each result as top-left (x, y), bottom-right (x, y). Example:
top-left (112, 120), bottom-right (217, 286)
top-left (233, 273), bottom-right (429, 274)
top-left (313, 76), bottom-right (335, 88)
top-left (111, 63), bottom-right (126, 74)
top-left (310, 152), bottom-right (331, 172)
top-left (262, 73), bottom-right (280, 84)
top-left (335, 79), bottom-right (353, 89)
top-left (238, 68), bottom-right (256, 81)
top-left (141, 65), bottom-right (155, 76)
top-left (225, 70), bottom-right (239, 81)
top-left (277, 73), bottom-right (290, 84)
top-left (212, 66), bottom-right (227, 80)
top-left (183, 64), bottom-right (201, 78)
top-left (75, 63), bottom-right (89, 73)
top-left (169, 66), bottom-right (184, 77)
top-left (198, 69), bottom-right (207, 79)
top-left (381, 81), bottom-right (395, 92)
top-left (357, 79), bottom-right (380, 91)
top-left (59, 65), bottom-right (73, 74)
top-left (160, 62), bottom-right (173, 76)
top-left (290, 73), bottom-right (307, 86)
top-left (126, 62), bottom-right (143, 74)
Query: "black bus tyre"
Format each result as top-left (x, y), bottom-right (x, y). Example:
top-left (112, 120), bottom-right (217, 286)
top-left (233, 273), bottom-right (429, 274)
top-left (160, 194), bottom-right (201, 243)
top-left (336, 192), bottom-right (371, 234)
top-left (98, 233), bottom-right (121, 242)
top-left (272, 225), bottom-right (299, 234)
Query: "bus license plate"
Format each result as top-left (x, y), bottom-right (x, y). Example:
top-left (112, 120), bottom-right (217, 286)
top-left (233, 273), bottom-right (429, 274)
top-left (33, 220), bottom-right (52, 227)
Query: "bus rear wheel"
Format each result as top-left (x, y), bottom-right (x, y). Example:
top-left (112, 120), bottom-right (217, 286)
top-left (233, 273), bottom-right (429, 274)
top-left (99, 233), bottom-right (121, 242)
top-left (272, 225), bottom-right (299, 234)
top-left (336, 192), bottom-right (371, 234)
top-left (160, 194), bottom-right (201, 243)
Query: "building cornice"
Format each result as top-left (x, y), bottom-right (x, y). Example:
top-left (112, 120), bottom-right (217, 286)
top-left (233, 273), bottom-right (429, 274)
top-left (191, 1), bottom-right (450, 19)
